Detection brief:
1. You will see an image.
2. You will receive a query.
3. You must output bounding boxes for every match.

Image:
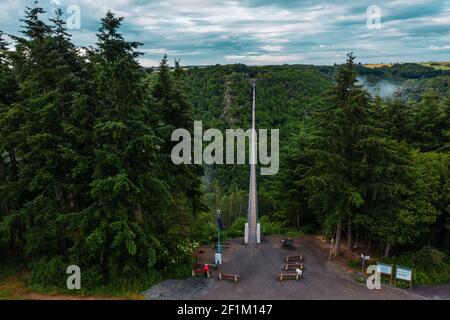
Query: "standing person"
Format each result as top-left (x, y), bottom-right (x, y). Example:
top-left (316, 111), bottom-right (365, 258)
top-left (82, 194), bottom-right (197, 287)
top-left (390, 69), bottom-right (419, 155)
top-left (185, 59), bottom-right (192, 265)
top-left (203, 264), bottom-right (209, 278)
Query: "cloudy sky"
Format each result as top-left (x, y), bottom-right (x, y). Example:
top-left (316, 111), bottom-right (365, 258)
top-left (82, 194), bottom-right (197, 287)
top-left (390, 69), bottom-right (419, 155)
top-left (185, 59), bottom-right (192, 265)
top-left (1, 0), bottom-right (449, 66)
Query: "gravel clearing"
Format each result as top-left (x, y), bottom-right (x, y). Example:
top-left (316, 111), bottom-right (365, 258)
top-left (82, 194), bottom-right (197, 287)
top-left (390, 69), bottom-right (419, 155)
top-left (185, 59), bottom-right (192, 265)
top-left (142, 235), bottom-right (447, 300)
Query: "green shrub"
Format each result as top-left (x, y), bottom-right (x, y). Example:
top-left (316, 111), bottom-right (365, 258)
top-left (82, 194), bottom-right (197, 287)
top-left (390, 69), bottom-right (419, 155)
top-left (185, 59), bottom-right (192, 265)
top-left (413, 247), bottom-right (447, 268)
top-left (348, 259), bottom-right (361, 269)
top-left (223, 216), bottom-right (308, 238)
top-left (162, 239), bottom-right (198, 279)
top-left (223, 216), bottom-right (246, 238)
top-left (260, 216), bottom-right (285, 235)
top-left (29, 256), bottom-right (66, 291)
top-left (191, 212), bottom-right (216, 244)
top-left (380, 247), bottom-right (450, 286)
top-left (260, 216), bottom-right (307, 237)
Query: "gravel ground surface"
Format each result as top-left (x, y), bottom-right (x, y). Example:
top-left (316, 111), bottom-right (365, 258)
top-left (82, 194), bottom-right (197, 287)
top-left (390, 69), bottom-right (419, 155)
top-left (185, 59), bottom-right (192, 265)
top-left (143, 235), bottom-right (448, 300)
top-left (143, 278), bottom-right (214, 300)
top-left (410, 283), bottom-right (450, 300)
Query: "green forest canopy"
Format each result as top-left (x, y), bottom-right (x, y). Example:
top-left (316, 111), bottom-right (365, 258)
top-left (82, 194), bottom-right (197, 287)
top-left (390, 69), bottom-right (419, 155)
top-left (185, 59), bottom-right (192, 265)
top-left (0, 4), bottom-right (449, 292)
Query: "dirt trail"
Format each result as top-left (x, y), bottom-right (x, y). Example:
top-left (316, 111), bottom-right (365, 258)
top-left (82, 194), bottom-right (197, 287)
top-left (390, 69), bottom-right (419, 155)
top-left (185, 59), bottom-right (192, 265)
top-left (144, 235), bottom-right (446, 300)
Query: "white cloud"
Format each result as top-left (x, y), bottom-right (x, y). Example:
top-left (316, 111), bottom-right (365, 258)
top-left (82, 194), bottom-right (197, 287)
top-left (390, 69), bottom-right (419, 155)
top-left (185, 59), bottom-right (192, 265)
top-left (2, 0), bottom-right (450, 65)
top-left (138, 58), bottom-right (160, 67)
top-left (141, 48), bottom-right (169, 55)
top-left (428, 45), bottom-right (450, 50)
top-left (261, 45), bottom-right (283, 52)
top-left (225, 53), bottom-right (305, 65)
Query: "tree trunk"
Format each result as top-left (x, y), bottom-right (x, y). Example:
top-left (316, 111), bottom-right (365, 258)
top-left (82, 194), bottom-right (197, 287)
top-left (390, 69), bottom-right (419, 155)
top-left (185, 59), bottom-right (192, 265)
top-left (8, 149), bottom-right (17, 179)
top-left (296, 211), bottom-right (300, 230)
top-left (334, 217), bottom-right (342, 256)
top-left (136, 203), bottom-right (144, 224)
top-left (9, 226), bottom-right (15, 250)
top-left (347, 215), bottom-right (352, 249)
top-left (384, 242), bottom-right (391, 257)
top-left (57, 227), bottom-right (67, 254)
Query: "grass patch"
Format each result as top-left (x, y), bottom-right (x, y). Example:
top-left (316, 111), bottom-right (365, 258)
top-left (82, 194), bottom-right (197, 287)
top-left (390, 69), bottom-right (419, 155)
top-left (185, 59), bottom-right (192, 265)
top-left (363, 63), bottom-right (393, 69)
top-left (418, 62), bottom-right (450, 71)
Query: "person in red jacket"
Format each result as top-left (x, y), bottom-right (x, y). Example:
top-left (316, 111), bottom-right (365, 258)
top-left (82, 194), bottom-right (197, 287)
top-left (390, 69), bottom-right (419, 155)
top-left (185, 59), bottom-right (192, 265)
top-left (203, 264), bottom-right (209, 278)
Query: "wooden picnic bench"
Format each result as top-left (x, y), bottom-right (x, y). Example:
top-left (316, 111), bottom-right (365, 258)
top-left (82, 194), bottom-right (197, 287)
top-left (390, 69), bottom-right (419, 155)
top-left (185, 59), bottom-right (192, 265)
top-left (284, 254), bottom-right (304, 262)
top-left (218, 272), bottom-right (239, 282)
top-left (278, 272), bottom-right (302, 281)
top-left (192, 268), bottom-right (210, 278)
top-left (284, 263), bottom-right (303, 271)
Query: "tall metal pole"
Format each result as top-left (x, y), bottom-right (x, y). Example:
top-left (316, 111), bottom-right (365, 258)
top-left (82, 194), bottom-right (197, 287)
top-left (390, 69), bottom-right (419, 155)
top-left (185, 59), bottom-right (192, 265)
top-left (217, 209), bottom-right (222, 254)
top-left (215, 209), bottom-right (222, 264)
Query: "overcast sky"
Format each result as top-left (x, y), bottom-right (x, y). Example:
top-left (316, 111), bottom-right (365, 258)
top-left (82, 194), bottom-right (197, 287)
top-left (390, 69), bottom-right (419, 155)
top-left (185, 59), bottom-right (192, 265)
top-left (1, 0), bottom-right (449, 66)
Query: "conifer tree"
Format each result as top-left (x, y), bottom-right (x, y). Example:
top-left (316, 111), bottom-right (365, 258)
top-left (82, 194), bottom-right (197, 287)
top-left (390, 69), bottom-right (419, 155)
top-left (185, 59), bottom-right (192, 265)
top-left (151, 56), bottom-right (205, 253)
top-left (0, 31), bottom-right (20, 249)
top-left (75, 11), bottom-right (166, 281)
top-left (304, 53), bottom-right (372, 254)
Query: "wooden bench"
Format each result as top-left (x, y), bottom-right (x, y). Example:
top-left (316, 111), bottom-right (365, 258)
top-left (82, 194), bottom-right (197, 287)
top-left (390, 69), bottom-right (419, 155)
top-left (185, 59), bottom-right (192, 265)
top-left (278, 273), bottom-right (302, 281)
top-left (192, 268), bottom-right (210, 278)
top-left (218, 272), bottom-right (239, 282)
top-left (284, 263), bottom-right (303, 271)
top-left (284, 254), bottom-right (304, 262)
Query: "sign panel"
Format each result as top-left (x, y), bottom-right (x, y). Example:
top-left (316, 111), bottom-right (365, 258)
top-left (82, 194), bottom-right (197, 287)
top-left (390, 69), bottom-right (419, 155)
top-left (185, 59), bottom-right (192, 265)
top-left (377, 263), bottom-right (393, 275)
top-left (396, 266), bottom-right (413, 281)
top-left (215, 253), bottom-right (222, 265)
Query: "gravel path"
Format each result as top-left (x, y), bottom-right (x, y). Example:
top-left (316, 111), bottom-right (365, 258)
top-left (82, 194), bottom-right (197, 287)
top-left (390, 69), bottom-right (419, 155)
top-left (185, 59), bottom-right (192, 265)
top-left (142, 235), bottom-right (446, 300)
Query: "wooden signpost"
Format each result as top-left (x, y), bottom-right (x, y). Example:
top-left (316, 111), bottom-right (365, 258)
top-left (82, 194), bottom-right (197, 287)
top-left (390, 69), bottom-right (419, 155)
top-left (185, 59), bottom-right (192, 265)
top-left (361, 254), bottom-right (374, 272)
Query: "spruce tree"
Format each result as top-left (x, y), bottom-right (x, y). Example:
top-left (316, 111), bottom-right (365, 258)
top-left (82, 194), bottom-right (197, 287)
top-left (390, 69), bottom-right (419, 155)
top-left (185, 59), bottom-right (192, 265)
top-left (304, 53), bottom-right (371, 254)
top-left (75, 11), bottom-right (166, 282)
top-left (151, 56), bottom-right (205, 249)
top-left (0, 31), bottom-right (20, 250)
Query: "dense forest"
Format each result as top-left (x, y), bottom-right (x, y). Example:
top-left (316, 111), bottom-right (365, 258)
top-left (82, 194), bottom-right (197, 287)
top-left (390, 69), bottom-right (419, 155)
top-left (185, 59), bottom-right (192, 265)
top-left (188, 62), bottom-right (449, 255)
top-left (0, 5), bottom-right (207, 292)
top-left (0, 3), bottom-right (449, 293)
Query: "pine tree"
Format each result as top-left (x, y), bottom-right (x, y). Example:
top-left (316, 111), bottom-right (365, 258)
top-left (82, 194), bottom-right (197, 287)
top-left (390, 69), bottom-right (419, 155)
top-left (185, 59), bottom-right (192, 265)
top-left (74, 11), bottom-right (167, 282)
top-left (379, 90), bottom-right (413, 142)
top-left (0, 31), bottom-right (20, 250)
top-left (152, 56), bottom-right (205, 241)
top-left (411, 90), bottom-right (448, 152)
top-left (6, 5), bottom-right (88, 257)
top-left (304, 53), bottom-right (372, 255)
